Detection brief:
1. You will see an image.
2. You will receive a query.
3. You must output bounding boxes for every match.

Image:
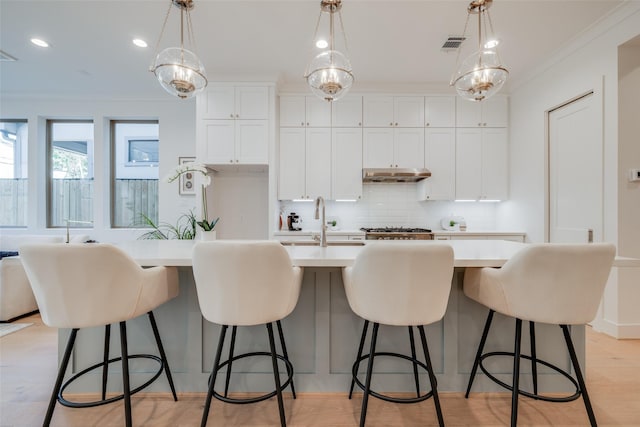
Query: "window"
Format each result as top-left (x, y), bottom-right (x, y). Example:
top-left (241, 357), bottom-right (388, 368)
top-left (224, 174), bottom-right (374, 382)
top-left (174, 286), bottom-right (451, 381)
top-left (111, 121), bottom-right (159, 228)
top-left (47, 120), bottom-right (94, 228)
top-left (0, 120), bottom-right (28, 227)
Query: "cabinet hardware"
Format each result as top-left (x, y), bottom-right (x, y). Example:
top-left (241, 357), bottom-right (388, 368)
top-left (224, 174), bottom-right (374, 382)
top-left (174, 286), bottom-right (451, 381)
top-left (426, 123), bottom-right (430, 127)
top-left (358, 122), bottom-right (361, 126)
top-left (307, 122), bottom-right (310, 126)
top-left (389, 122), bottom-right (393, 126)
top-left (230, 114), bottom-right (234, 118)
top-left (301, 122), bottom-right (304, 126)
top-left (395, 122), bottom-right (398, 126)
top-left (236, 114), bottom-right (240, 118)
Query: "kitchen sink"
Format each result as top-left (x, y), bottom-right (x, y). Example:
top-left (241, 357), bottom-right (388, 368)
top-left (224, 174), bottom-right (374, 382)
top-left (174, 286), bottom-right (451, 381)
top-left (279, 240), bottom-right (366, 247)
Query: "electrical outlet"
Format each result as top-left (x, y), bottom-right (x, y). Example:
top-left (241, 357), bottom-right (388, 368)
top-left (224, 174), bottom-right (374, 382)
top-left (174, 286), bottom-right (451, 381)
top-left (629, 169), bottom-right (640, 182)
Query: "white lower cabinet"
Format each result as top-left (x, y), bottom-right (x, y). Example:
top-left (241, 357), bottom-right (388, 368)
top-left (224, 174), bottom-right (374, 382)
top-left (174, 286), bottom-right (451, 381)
top-left (200, 119), bottom-right (268, 165)
top-left (432, 233), bottom-right (525, 242)
top-left (455, 127), bottom-right (508, 200)
top-left (363, 127), bottom-right (424, 169)
top-left (418, 128), bottom-right (455, 200)
top-left (332, 128), bottom-right (363, 200)
top-left (279, 128), bottom-right (331, 200)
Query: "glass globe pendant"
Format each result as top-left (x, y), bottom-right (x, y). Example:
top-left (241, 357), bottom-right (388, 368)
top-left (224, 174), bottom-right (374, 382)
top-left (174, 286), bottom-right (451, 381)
top-left (304, 0), bottom-right (354, 102)
top-left (450, 0), bottom-right (508, 102)
top-left (150, 0), bottom-right (208, 99)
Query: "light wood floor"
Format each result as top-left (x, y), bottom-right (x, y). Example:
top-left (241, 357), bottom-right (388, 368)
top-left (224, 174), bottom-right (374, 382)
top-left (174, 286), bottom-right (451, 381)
top-left (2, 313), bottom-right (640, 426)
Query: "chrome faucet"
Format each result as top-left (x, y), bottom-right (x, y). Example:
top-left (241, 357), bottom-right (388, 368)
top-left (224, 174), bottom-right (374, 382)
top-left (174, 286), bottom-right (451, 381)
top-left (314, 196), bottom-right (327, 247)
top-left (65, 219), bottom-right (93, 243)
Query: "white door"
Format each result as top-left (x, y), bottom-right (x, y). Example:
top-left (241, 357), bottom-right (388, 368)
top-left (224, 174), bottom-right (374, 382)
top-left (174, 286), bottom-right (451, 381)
top-left (280, 96), bottom-right (306, 127)
top-left (394, 96), bottom-right (424, 127)
top-left (235, 87), bottom-right (269, 119)
top-left (363, 96), bottom-right (394, 127)
top-left (363, 128), bottom-right (394, 168)
top-left (332, 128), bottom-right (363, 200)
top-left (393, 128), bottom-right (424, 169)
top-left (482, 128), bottom-right (509, 200)
top-left (455, 128), bottom-right (482, 200)
top-left (235, 120), bottom-right (268, 164)
top-left (331, 96), bottom-right (362, 127)
top-left (305, 128), bottom-right (332, 199)
top-left (422, 128), bottom-right (455, 200)
top-left (202, 120), bottom-right (235, 164)
top-left (279, 128), bottom-right (306, 200)
top-left (548, 92), bottom-right (602, 243)
top-left (305, 97), bottom-right (331, 127)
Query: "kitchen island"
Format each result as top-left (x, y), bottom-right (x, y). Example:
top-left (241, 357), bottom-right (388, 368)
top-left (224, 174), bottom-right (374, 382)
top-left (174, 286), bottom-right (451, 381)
top-left (62, 240), bottom-right (636, 395)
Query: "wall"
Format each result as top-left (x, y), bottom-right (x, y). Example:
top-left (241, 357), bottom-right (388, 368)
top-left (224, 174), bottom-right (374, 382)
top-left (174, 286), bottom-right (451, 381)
top-left (279, 184), bottom-right (503, 233)
top-left (0, 97), bottom-right (196, 243)
top-left (503, 3), bottom-right (640, 337)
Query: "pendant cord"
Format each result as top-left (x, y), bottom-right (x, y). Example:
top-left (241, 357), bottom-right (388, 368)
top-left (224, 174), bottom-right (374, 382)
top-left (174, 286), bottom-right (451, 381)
top-left (338, 9), bottom-right (350, 59)
top-left (450, 11), bottom-right (471, 85)
top-left (304, 10), bottom-right (324, 77)
top-left (150, 1), bottom-right (174, 69)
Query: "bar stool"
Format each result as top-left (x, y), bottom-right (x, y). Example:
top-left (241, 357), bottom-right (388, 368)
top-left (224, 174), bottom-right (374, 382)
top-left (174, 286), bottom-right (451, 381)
top-left (192, 240), bottom-right (303, 427)
top-left (463, 243), bottom-right (616, 427)
top-left (342, 242), bottom-right (454, 427)
top-left (19, 243), bottom-right (179, 427)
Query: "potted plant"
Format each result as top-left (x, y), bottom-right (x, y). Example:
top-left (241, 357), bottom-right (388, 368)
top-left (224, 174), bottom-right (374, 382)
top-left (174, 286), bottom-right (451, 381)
top-left (165, 162), bottom-right (219, 240)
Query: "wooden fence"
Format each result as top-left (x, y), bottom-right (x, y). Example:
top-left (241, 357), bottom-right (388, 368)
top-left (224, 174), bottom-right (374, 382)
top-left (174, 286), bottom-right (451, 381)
top-left (0, 178), bottom-right (158, 228)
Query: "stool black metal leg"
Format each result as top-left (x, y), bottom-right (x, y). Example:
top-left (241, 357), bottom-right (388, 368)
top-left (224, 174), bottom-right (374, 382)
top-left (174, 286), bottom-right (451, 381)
top-left (511, 318), bottom-right (523, 427)
top-left (201, 325), bottom-right (228, 427)
top-left (119, 322), bottom-right (133, 427)
top-left (147, 311), bottom-right (178, 401)
top-left (267, 323), bottom-right (287, 427)
top-left (276, 320), bottom-right (296, 399)
top-left (466, 309), bottom-right (495, 398)
top-left (418, 325), bottom-right (445, 427)
top-left (359, 322), bottom-right (379, 427)
top-left (408, 326), bottom-right (421, 398)
top-left (529, 321), bottom-right (538, 396)
top-left (349, 320), bottom-right (369, 399)
top-left (561, 325), bottom-right (597, 427)
top-left (224, 326), bottom-right (237, 398)
top-left (44, 328), bottom-right (78, 427)
top-left (101, 324), bottom-right (110, 401)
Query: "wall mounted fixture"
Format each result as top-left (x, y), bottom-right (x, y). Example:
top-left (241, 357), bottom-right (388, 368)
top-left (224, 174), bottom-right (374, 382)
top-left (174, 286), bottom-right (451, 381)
top-left (304, 0), bottom-right (354, 102)
top-left (149, 0), bottom-right (207, 99)
top-left (450, 0), bottom-right (508, 102)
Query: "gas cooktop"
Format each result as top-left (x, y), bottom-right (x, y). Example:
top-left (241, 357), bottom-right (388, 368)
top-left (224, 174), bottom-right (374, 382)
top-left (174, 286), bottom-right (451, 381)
top-left (360, 227), bottom-right (432, 233)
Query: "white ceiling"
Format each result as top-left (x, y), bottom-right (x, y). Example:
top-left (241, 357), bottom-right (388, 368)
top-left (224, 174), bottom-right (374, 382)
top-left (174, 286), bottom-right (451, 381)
top-left (0, 0), bottom-right (627, 100)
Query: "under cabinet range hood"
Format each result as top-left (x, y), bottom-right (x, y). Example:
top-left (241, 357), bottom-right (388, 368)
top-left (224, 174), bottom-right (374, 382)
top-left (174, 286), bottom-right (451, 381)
top-left (362, 168), bottom-right (432, 183)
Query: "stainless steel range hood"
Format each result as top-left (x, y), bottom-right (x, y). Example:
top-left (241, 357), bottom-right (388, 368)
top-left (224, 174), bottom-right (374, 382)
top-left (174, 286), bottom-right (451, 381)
top-left (362, 168), bottom-right (432, 183)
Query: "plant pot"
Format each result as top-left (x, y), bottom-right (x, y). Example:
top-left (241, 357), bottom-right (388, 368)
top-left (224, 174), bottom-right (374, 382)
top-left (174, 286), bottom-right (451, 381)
top-left (199, 230), bottom-right (217, 241)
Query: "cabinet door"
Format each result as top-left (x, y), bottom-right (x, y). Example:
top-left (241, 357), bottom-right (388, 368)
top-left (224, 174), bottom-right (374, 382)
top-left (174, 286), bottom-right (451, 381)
top-left (305, 128), bottom-right (332, 199)
top-left (481, 96), bottom-right (508, 127)
top-left (279, 128), bottom-right (306, 200)
top-left (201, 87), bottom-right (236, 119)
top-left (331, 95), bottom-right (362, 127)
top-left (202, 120), bottom-right (235, 164)
top-left (481, 128), bottom-right (508, 200)
top-left (394, 96), bottom-right (424, 127)
top-left (332, 128), bottom-right (363, 200)
top-left (363, 96), bottom-right (394, 127)
top-left (425, 96), bottom-right (456, 127)
top-left (280, 96), bottom-right (306, 127)
top-left (393, 128), bottom-right (424, 168)
top-left (305, 97), bottom-right (331, 127)
top-left (363, 128), bottom-right (394, 168)
top-left (235, 120), bottom-right (268, 164)
top-left (455, 128), bottom-right (482, 200)
top-left (422, 128), bottom-right (455, 200)
top-left (235, 86), bottom-right (269, 119)
top-left (456, 99), bottom-right (482, 127)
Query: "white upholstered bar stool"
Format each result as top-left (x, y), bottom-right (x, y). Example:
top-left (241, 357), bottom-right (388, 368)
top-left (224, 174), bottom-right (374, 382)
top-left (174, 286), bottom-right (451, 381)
top-left (192, 240), bottom-right (303, 427)
top-left (463, 243), bottom-right (616, 427)
top-left (343, 242), bottom-right (454, 427)
top-left (19, 243), bottom-right (179, 427)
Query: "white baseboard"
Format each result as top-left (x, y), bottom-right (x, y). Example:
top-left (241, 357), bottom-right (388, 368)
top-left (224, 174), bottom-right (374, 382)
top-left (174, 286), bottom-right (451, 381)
top-left (593, 319), bottom-right (640, 339)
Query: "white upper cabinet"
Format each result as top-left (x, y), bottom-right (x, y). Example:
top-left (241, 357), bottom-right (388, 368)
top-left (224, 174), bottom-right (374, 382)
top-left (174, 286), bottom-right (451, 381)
top-left (455, 95), bottom-right (508, 127)
top-left (331, 95), bottom-right (363, 127)
top-left (200, 86), bottom-right (269, 120)
top-left (424, 96), bottom-right (456, 127)
top-left (332, 128), bottom-right (363, 200)
top-left (417, 128), bottom-right (455, 200)
top-left (455, 127), bottom-right (508, 200)
top-left (363, 127), bottom-right (424, 169)
top-left (278, 127), bottom-right (331, 200)
top-left (279, 95), bottom-right (331, 127)
top-left (363, 96), bottom-right (424, 127)
top-left (197, 84), bottom-right (271, 166)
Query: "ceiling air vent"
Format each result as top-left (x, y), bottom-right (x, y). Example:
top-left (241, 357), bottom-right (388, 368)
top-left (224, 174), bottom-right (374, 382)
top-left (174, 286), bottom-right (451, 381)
top-left (441, 36), bottom-right (466, 52)
top-left (0, 50), bottom-right (18, 62)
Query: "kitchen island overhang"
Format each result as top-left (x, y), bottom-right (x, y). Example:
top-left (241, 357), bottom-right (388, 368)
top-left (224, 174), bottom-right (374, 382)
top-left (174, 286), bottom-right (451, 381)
top-left (59, 240), bottom-right (636, 394)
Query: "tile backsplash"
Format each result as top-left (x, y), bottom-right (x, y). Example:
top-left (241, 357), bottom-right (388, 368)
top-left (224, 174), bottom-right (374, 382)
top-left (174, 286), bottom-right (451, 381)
top-left (279, 183), bottom-right (499, 232)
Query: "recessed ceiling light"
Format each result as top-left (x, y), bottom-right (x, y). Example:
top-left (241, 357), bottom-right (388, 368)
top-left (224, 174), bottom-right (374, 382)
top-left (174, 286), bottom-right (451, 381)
top-left (484, 39), bottom-right (500, 49)
top-left (315, 39), bottom-right (328, 49)
top-left (30, 38), bottom-right (49, 48)
top-left (133, 38), bottom-right (148, 48)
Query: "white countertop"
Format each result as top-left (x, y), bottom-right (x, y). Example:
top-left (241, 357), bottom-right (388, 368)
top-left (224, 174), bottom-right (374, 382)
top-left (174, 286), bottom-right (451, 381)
top-left (116, 239), bottom-right (639, 268)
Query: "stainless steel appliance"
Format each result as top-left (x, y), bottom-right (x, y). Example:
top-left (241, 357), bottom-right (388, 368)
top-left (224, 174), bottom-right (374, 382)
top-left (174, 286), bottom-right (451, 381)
top-left (360, 227), bottom-right (433, 240)
top-left (287, 213), bottom-right (302, 231)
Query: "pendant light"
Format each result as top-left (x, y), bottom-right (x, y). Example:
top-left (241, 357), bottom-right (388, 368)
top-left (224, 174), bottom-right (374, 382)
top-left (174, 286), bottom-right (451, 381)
top-left (150, 0), bottom-right (207, 99)
top-left (450, 0), bottom-right (508, 102)
top-left (304, 0), bottom-right (354, 102)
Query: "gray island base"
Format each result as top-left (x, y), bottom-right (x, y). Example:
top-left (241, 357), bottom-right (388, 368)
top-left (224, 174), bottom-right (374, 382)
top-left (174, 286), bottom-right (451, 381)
top-left (61, 241), bottom-right (584, 395)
